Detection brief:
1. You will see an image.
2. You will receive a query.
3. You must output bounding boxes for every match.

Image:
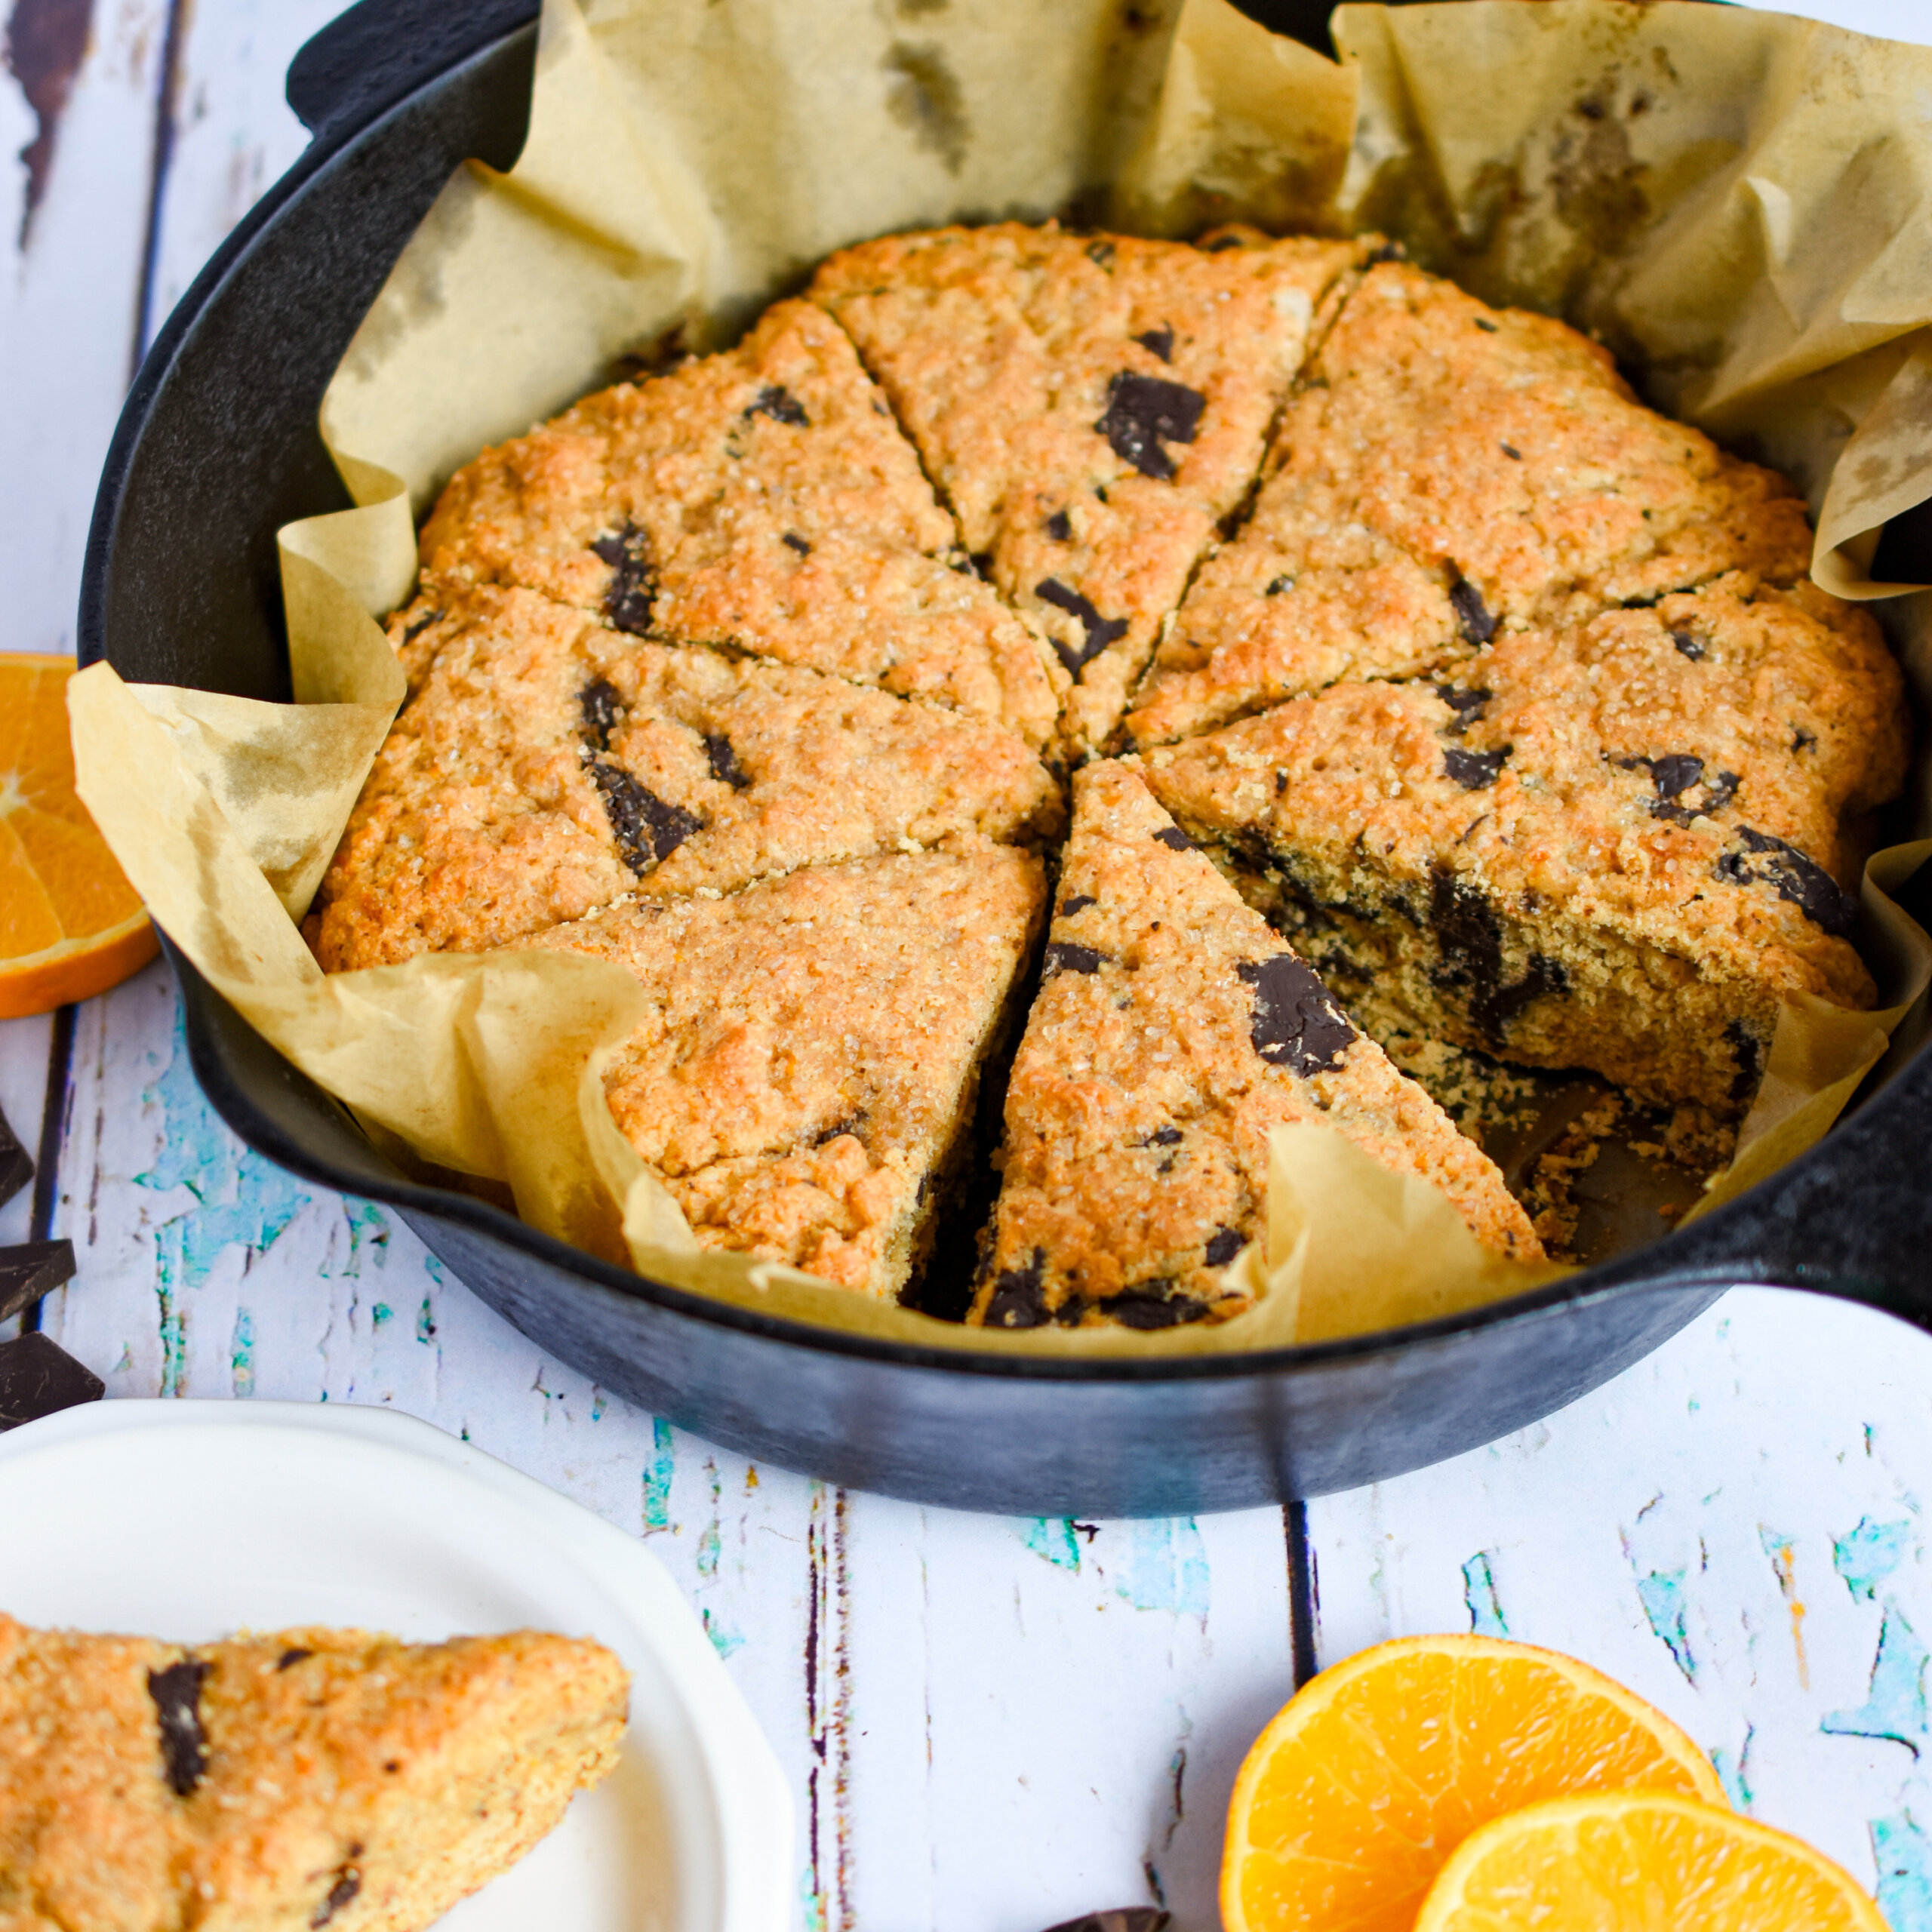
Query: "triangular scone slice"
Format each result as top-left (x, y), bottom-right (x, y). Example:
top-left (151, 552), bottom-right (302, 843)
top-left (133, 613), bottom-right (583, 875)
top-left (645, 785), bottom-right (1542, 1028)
top-left (811, 224), bottom-right (1361, 756)
top-left (0, 1612), bottom-right (627, 1932)
top-left (308, 586), bottom-right (1061, 971)
top-left (1126, 261), bottom-right (1816, 746)
top-left (418, 299), bottom-right (1064, 749)
top-left (969, 764), bottom-right (1538, 1331)
top-left (1137, 577), bottom-right (1905, 1112)
top-left (537, 849), bottom-right (1048, 1298)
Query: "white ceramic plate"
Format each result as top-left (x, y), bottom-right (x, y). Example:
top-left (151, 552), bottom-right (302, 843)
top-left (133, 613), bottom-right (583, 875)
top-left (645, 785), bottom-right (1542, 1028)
top-left (0, 1399), bottom-right (792, 1932)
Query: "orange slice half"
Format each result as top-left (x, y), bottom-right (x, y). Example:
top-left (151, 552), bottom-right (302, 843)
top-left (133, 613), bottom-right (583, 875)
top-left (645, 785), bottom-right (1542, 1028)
top-left (1, 654), bottom-right (156, 1017)
top-left (1414, 1790), bottom-right (1887, 1932)
top-left (1221, 1634), bottom-right (1726, 1932)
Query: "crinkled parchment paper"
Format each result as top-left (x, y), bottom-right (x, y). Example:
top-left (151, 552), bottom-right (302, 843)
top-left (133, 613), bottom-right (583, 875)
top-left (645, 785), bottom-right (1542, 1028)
top-left (68, 0), bottom-right (1932, 1352)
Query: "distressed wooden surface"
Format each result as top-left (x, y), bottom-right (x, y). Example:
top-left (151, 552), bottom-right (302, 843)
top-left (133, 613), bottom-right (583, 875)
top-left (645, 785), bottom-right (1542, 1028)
top-left (2, 1), bottom-right (1930, 1927)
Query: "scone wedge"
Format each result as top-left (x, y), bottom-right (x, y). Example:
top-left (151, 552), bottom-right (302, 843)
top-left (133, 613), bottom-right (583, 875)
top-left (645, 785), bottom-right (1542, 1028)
top-left (0, 1613), bottom-right (627, 1932)
top-left (970, 764), bottom-right (1538, 1331)
top-left (813, 223), bottom-right (1361, 755)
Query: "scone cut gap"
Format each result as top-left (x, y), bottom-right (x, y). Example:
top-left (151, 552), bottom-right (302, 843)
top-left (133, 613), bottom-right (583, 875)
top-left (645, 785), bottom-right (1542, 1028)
top-left (66, 0), bottom-right (1932, 1352)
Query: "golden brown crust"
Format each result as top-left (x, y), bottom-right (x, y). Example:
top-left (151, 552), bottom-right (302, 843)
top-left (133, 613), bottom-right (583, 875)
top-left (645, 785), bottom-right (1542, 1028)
top-left (307, 586), bottom-right (1062, 972)
top-left (420, 299), bottom-right (1065, 749)
top-left (0, 1612), bottom-right (627, 1932)
top-left (970, 764), bottom-right (1539, 1329)
top-left (1137, 577), bottom-right (1906, 1111)
top-left (1126, 262), bottom-right (1817, 746)
top-left (536, 849), bottom-right (1048, 1298)
top-left (812, 223), bottom-right (1362, 755)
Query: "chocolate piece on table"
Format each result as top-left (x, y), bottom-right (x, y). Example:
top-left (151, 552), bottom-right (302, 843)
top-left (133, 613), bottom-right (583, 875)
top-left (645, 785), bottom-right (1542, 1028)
top-left (0, 1331), bottom-right (105, 1430)
top-left (0, 1238), bottom-right (76, 1324)
top-left (0, 1107), bottom-right (29, 1212)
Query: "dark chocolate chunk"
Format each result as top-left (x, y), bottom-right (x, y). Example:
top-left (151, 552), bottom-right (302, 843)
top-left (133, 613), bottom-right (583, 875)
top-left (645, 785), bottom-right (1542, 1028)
top-left (811, 1112), bottom-right (869, 1147)
top-left (1044, 509), bottom-right (1072, 541)
top-left (1235, 955), bottom-right (1356, 1077)
top-left (277, 1647), bottom-right (313, 1671)
top-left (588, 760), bottom-right (704, 873)
top-left (312, 1866), bottom-right (362, 1928)
top-left (1447, 576), bottom-right (1497, 646)
top-left (1274, 770), bottom-right (1288, 795)
top-left (1428, 866), bottom-right (1567, 1040)
top-left (579, 678), bottom-right (623, 752)
top-left (1052, 1294), bottom-right (1091, 1327)
top-left (1204, 1226), bottom-right (1244, 1267)
top-left (703, 731), bottom-right (752, 790)
top-left (1044, 943), bottom-right (1106, 976)
top-left (1649, 752), bottom-right (1703, 799)
top-left (1434, 685), bottom-right (1491, 735)
top-left (0, 1331), bottom-right (103, 1431)
top-left (590, 524), bottom-right (654, 634)
top-left (1724, 1017), bottom-right (1765, 1107)
top-left (1365, 240), bottom-right (1404, 265)
top-left (1035, 577), bottom-right (1129, 673)
top-left (1473, 317), bottom-right (1500, 333)
top-left (1094, 371), bottom-right (1206, 481)
top-left (782, 531), bottom-right (812, 555)
top-left (1647, 757), bottom-right (1739, 826)
top-left (1041, 1912), bottom-right (1170, 1932)
top-left (1060, 894), bottom-right (1097, 916)
top-left (1134, 325), bottom-right (1175, 362)
top-left (1087, 238), bottom-right (1117, 268)
top-left (1670, 628), bottom-right (1706, 662)
top-left (0, 1238), bottom-right (75, 1324)
top-left (970, 549), bottom-right (994, 579)
top-left (1263, 574), bottom-right (1293, 596)
top-left (1152, 826), bottom-right (1195, 852)
top-left (149, 1660), bottom-right (211, 1795)
top-left (399, 607), bottom-right (445, 646)
top-left (1716, 828), bottom-right (1857, 936)
top-left (744, 383), bottom-right (808, 426)
top-left (1792, 724), bottom-right (1817, 752)
top-left (0, 1108), bottom-right (27, 1214)
top-left (1444, 746), bottom-right (1509, 791)
top-left (984, 1249), bottom-right (1050, 1327)
top-left (1201, 233), bottom-right (1243, 253)
top-left (1142, 1124), bottom-right (1183, 1147)
top-left (1108, 1283), bottom-right (1214, 1330)
top-left (1500, 442), bottom-right (1521, 460)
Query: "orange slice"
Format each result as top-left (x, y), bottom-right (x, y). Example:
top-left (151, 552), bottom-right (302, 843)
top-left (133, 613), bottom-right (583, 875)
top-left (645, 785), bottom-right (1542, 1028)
top-left (1414, 1791), bottom-right (1887, 1932)
top-left (2, 654), bottom-right (156, 1017)
top-left (1222, 1634), bottom-right (1727, 1932)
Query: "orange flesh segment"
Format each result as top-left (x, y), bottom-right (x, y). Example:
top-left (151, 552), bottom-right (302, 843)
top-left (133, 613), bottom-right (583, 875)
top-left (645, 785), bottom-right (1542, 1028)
top-left (0, 655), bottom-right (155, 1018)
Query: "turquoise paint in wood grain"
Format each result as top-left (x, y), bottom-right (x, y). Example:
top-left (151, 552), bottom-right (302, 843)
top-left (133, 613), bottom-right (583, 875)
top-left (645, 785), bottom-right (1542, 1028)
top-left (229, 1307), bottom-right (254, 1398)
top-left (415, 1296), bottom-right (435, 1343)
top-left (1823, 1598), bottom-right (1927, 1755)
top-left (1021, 1518), bottom-right (1082, 1571)
top-left (1462, 1551), bottom-right (1506, 1636)
top-left (1876, 1814), bottom-right (1932, 1932)
top-left (1838, 1518), bottom-right (1913, 1601)
top-left (701, 1607), bottom-right (746, 1659)
top-left (1709, 1726), bottom-right (1754, 1809)
top-left (644, 1418), bottom-right (675, 1531)
top-left (1634, 1567), bottom-right (1696, 1682)
top-left (1118, 1519), bottom-right (1209, 1617)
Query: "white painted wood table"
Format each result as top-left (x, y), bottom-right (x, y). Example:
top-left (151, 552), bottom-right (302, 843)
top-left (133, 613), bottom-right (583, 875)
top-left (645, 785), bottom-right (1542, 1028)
top-left (5, 0), bottom-right (1932, 1925)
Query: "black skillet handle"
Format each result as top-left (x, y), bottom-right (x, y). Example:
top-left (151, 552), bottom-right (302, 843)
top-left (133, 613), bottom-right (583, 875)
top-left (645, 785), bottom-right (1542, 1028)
top-left (1587, 1044), bottom-right (1932, 1332)
top-left (288, 0), bottom-right (540, 151)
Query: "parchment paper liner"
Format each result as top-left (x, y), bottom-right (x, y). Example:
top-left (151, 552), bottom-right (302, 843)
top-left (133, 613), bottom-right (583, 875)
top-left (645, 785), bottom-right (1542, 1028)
top-left (68, 0), bottom-right (1932, 1353)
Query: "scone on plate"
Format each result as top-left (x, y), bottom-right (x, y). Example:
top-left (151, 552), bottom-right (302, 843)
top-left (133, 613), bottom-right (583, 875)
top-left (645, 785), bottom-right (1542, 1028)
top-left (0, 1613), bottom-right (628, 1931)
top-left (970, 763), bottom-right (1539, 1330)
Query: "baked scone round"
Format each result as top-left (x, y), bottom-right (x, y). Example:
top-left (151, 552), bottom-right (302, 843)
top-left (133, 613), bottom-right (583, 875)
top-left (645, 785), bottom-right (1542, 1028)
top-left (308, 223), bottom-right (1907, 1327)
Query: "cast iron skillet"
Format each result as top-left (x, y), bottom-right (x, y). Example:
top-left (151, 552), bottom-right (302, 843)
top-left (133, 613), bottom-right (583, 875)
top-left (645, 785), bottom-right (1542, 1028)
top-left (80, 0), bottom-right (1932, 1517)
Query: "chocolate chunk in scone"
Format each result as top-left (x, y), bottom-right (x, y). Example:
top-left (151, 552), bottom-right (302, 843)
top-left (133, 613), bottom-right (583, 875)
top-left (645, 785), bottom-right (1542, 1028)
top-left (307, 587), bottom-right (1062, 971)
top-left (1138, 576), bottom-right (1906, 1112)
top-left (1127, 261), bottom-right (1817, 745)
top-left (968, 764), bottom-right (1537, 1330)
top-left (418, 299), bottom-right (1064, 749)
top-left (0, 1614), bottom-right (627, 1931)
top-left (811, 223), bottom-right (1362, 755)
top-left (537, 849), bottom-right (1047, 1300)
